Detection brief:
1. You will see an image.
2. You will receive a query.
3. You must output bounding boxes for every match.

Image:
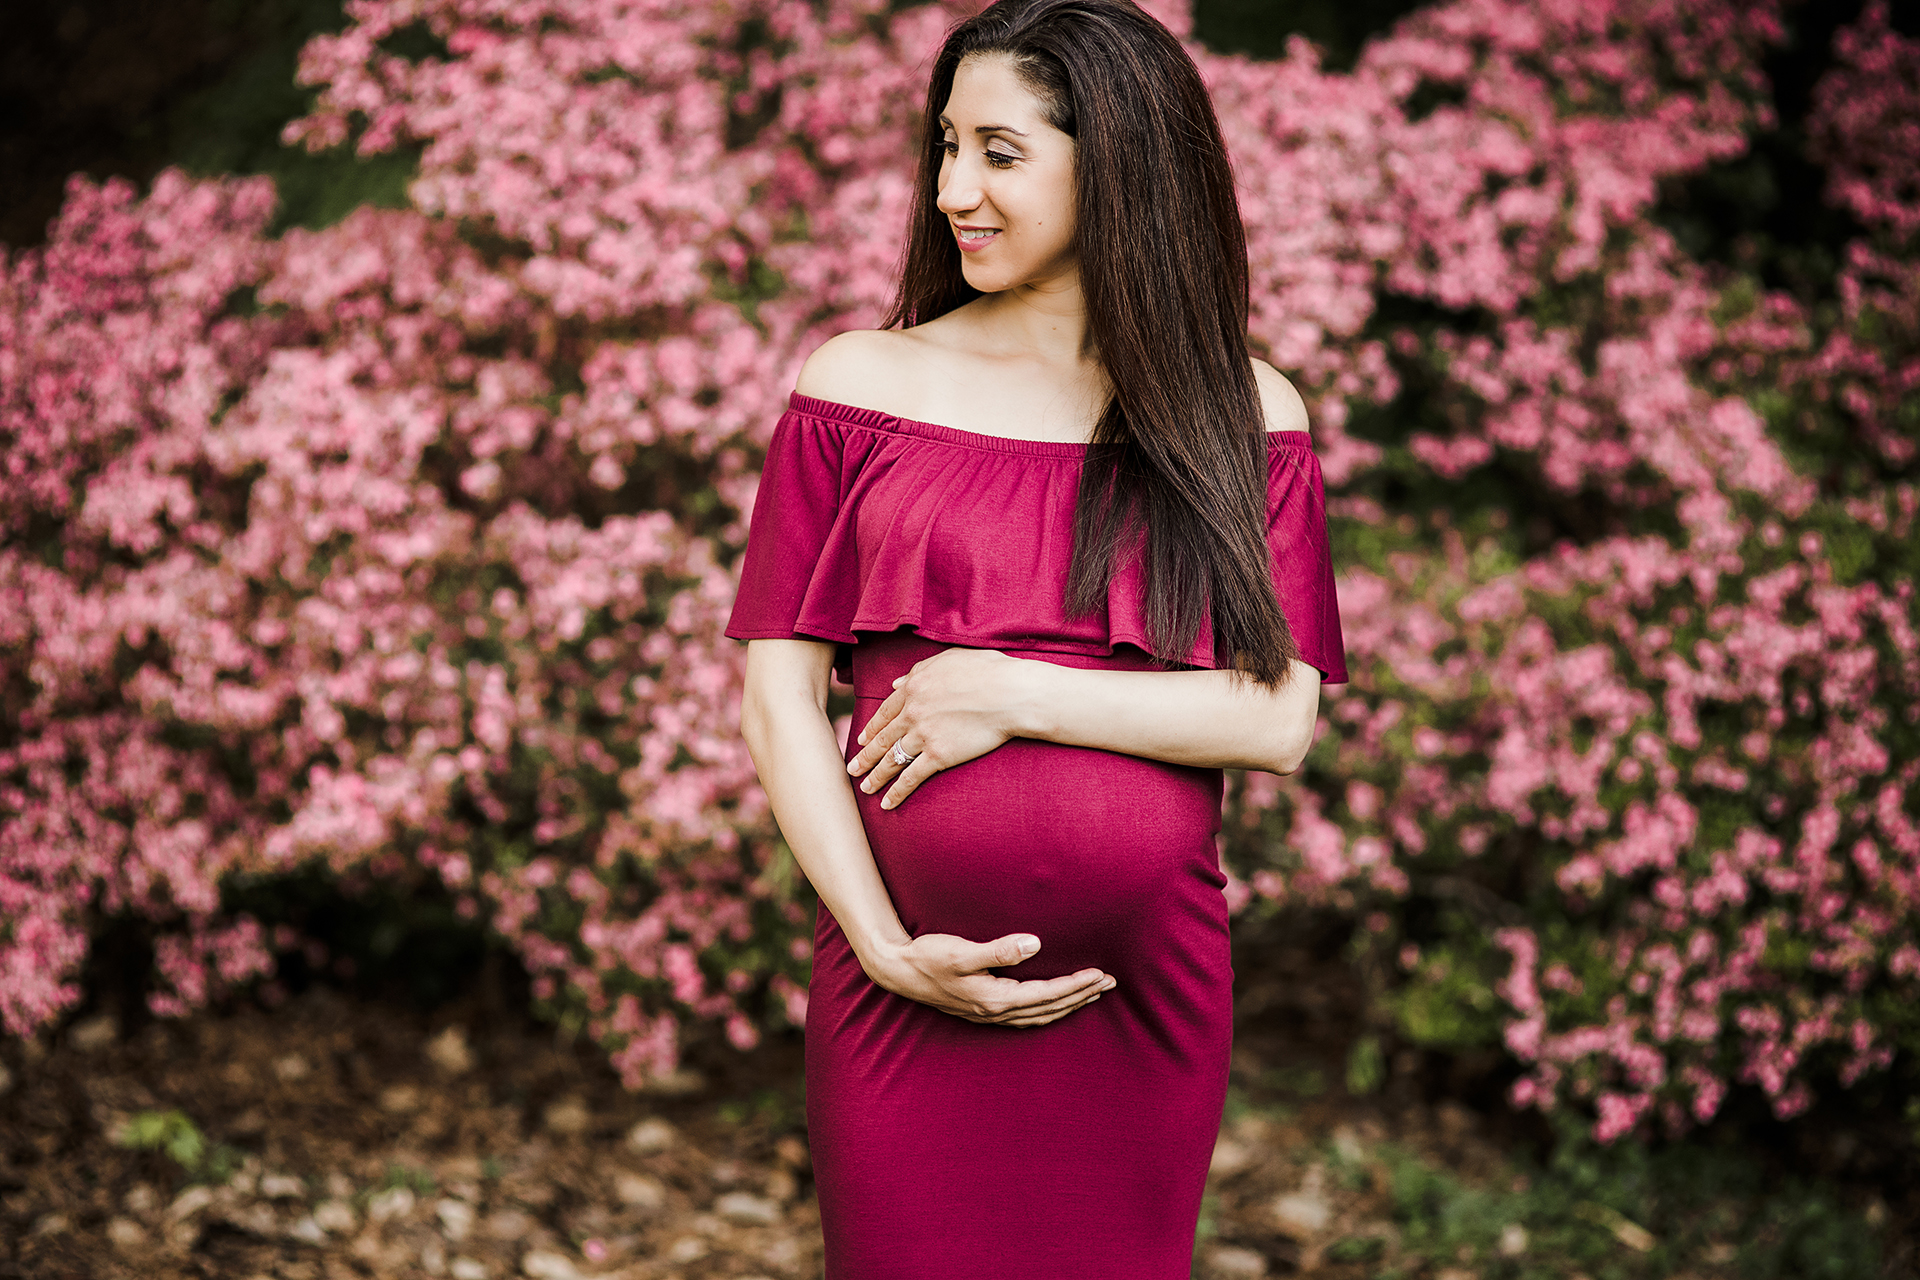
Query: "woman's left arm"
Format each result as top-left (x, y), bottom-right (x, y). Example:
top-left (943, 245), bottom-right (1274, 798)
top-left (847, 647), bottom-right (1323, 809)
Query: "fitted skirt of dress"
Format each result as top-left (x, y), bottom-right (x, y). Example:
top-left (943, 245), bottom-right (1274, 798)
top-left (805, 632), bottom-right (1234, 1278)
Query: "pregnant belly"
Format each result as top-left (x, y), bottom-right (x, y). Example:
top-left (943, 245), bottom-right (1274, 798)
top-left (846, 635), bottom-right (1228, 984)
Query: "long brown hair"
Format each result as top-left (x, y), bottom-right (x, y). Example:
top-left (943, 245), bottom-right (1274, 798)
top-left (882, 0), bottom-right (1300, 687)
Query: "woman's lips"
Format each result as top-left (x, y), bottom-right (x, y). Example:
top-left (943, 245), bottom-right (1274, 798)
top-left (955, 227), bottom-right (1001, 253)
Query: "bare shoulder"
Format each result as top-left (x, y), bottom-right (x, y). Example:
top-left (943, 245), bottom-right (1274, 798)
top-left (1250, 358), bottom-right (1310, 434)
top-left (793, 329), bottom-right (928, 411)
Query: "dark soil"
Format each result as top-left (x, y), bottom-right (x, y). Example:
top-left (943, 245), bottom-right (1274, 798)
top-left (0, 933), bottom-right (1905, 1280)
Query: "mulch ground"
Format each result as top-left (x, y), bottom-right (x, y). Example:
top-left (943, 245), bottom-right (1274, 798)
top-left (0, 935), bottom-right (1860, 1280)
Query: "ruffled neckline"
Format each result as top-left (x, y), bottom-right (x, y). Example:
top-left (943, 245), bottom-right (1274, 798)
top-left (786, 392), bottom-right (1313, 458)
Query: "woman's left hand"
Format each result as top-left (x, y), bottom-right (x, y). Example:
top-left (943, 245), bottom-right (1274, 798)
top-left (846, 648), bottom-right (1034, 810)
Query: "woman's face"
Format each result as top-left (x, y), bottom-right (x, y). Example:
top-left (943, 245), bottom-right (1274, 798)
top-left (936, 54), bottom-right (1078, 294)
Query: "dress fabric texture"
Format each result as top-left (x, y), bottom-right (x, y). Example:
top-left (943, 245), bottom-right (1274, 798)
top-left (726, 393), bottom-right (1347, 1278)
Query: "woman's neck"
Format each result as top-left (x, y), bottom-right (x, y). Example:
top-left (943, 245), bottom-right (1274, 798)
top-left (982, 270), bottom-right (1092, 366)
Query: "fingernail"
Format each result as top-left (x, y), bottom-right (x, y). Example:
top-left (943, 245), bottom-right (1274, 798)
top-left (1100, 979), bottom-right (1116, 992)
top-left (1015, 935), bottom-right (1040, 958)
top-left (857, 732), bottom-right (867, 744)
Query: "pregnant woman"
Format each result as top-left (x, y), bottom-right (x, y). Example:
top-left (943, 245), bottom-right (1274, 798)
top-left (727, 1), bottom-right (1346, 1272)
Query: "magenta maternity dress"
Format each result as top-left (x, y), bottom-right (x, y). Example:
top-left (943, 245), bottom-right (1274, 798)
top-left (726, 393), bottom-right (1347, 1278)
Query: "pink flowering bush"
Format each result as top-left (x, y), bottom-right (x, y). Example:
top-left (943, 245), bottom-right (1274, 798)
top-left (3, 0), bottom-right (1916, 1135)
top-left (1220, 0), bottom-right (1920, 1140)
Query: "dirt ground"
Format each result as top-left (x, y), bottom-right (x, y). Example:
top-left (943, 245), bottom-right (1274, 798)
top-left (0, 931), bottom-right (1537, 1280)
top-left (0, 940), bottom-right (1888, 1280)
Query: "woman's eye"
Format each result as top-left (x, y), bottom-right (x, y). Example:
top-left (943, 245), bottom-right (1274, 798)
top-left (937, 140), bottom-right (1016, 170)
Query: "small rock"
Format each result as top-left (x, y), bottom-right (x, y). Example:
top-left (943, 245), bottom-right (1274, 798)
top-left (715, 1191), bottom-right (781, 1227)
top-left (641, 1067), bottom-right (706, 1096)
top-left (273, 1054), bottom-right (311, 1082)
top-left (441, 1155), bottom-right (485, 1181)
top-left (168, 1186), bottom-right (216, 1220)
top-left (1435, 1269), bottom-right (1478, 1280)
top-left (1331, 1123), bottom-right (1365, 1163)
top-left (774, 1134), bottom-right (809, 1167)
top-left (1205, 1244), bottom-right (1268, 1277)
top-left (613, 1171), bottom-right (665, 1211)
top-left (761, 1236), bottom-right (805, 1269)
top-left (765, 1168), bottom-right (799, 1203)
top-left (312, 1199), bottom-right (357, 1234)
top-left (542, 1095), bottom-right (591, 1135)
top-left (426, 1026), bottom-right (474, 1075)
top-left (450, 1259), bottom-right (489, 1280)
top-left (437, 1197), bottom-right (477, 1241)
top-left (625, 1117), bottom-right (676, 1153)
top-left (1498, 1223), bottom-right (1528, 1257)
top-left (521, 1250), bottom-right (580, 1280)
top-left (488, 1209), bottom-right (535, 1241)
top-left (1271, 1191), bottom-right (1331, 1240)
top-left (259, 1173), bottom-right (305, 1200)
top-left (123, 1183), bottom-right (158, 1215)
top-left (368, 1185), bottom-right (416, 1224)
top-left (31, 1214), bottom-right (68, 1236)
top-left (667, 1236), bottom-right (709, 1263)
top-left (1231, 1113), bottom-right (1272, 1144)
top-left (287, 1216), bottom-right (327, 1245)
top-left (106, 1217), bottom-right (147, 1249)
top-left (1209, 1134), bottom-right (1253, 1178)
top-left (422, 1239), bottom-right (448, 1275)
top-left (0, 1061), bottom-right (13, 1096)
top-left (69, 1013), bottom-right (117, 1052)
top-left (221, 1202), bottom-right (279, 1235)
top-left (380, 1084), bottom-right (422, 1113)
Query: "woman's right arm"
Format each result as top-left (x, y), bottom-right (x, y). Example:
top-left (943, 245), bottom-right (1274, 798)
top-left (740, 637), bottom-right (1114, 1026)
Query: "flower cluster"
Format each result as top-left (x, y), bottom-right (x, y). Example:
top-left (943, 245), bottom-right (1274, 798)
top-left (1223, 0), bottom-right (1920, 1138)
top-left (4, 0), bottom-right (1915, 1136)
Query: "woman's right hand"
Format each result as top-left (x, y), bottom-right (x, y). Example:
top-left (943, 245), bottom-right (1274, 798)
top-left (861, 933), bottom-right (1115, 1027)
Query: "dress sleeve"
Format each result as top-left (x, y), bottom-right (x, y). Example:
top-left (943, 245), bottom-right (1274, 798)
top-left (1267, 444), bottom-right (1348, 684)
top-left (725, 409), bottom-right (862, 656)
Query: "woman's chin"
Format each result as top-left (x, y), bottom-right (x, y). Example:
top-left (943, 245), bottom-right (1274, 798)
top-left (959, 264), bottom-right (1013, 293)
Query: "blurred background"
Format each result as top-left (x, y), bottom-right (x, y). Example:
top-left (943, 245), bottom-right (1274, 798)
top-left (3, 0), bottom-right (1918, 1277)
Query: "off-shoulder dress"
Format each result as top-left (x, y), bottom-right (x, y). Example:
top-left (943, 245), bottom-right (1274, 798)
top-left (725, 393), bottom-right (1347, 1278)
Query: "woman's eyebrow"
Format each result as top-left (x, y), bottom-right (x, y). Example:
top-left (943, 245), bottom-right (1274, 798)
top-left (937, 116), bottom-right (1030, 137)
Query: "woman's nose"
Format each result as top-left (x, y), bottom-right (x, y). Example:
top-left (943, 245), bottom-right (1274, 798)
top-left (936, 162), bottom-right (983, 216)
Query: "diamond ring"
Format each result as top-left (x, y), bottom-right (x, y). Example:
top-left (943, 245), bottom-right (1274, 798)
top-left (891, 743), bottom-right (914, 767)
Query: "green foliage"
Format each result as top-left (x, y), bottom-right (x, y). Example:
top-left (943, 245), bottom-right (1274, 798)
top-left (1192, 0), bottom-right (1431, 69)
top-left (1374, 1122), bottom-right (1883, 1280)
top-left (376, 1164), bottom-right (438, 1197)
top-left (1387, 935), bottom-right (1507, 1049)
top-left (1346, 1034), bottom-right (1386, 1095)
top-left (138, 0), bottom-right (418, 235)
top-left (112, 1109), bottom-right (243, 1183)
